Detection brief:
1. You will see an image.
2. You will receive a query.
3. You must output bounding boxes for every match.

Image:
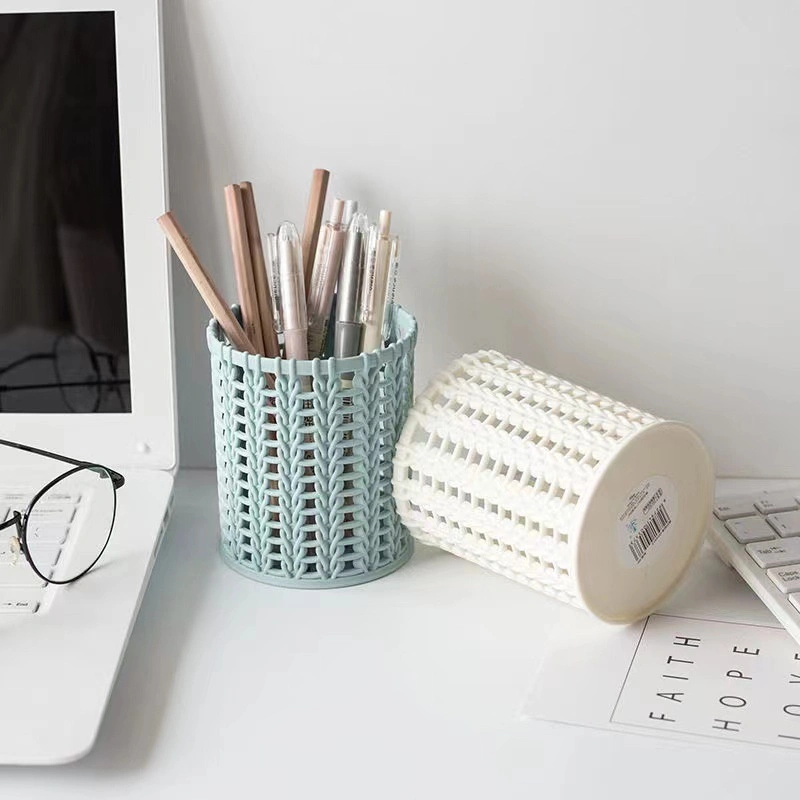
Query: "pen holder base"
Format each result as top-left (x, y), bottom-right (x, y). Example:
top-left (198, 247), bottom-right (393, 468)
top-left (207, 305), bottom-right (417, 589)
top-left (219, 540), bottom-right (413, 589)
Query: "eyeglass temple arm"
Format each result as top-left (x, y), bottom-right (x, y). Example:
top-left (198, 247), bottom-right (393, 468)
top-left (0, 439), bottom-right (125, 490)
top-left (0, 513), bottom-right (20, 532)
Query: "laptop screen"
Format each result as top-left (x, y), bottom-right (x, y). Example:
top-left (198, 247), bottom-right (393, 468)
top-left (0, 11), bottom-right (130, 414)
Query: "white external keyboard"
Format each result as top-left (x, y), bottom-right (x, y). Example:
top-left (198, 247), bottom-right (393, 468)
top-left (0, 491), bottom-right (82, 614)
top-left (709, 489), bottom-right (800, 646)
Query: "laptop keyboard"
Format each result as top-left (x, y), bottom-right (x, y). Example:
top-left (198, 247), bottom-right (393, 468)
top-left (0, 491), bottom-right (81, 613)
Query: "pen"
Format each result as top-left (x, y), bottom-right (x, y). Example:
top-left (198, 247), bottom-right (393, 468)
top-left (264, 232), bottom-right (282, 339)
top-left (360, 210), bottom-right (392, 354)
top-left (381, 235), bottom-right (400, 344)
top-left (307, 198), bottom-right (347, 358)
top-left (341, 199), bottom-right (358, 228)
top-left (334, 212), bottom-right (369, 359)
top-left (276, 221), bottom-right (309, 361)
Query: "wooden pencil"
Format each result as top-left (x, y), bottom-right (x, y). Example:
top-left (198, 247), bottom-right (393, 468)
top-left (239, 181), bottom-right (281, 359)
top-left (157, 212), bottom-right (256, 354)
top-left (224, 183), bottom-right (266, 355)
top-left (300, 168), bottom-right (330, 297)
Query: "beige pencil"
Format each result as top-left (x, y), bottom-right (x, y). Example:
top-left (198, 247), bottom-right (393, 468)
top-left (157, 212), bottom-right (256, 354)
top-left (225, 184), bottom-right (266, 355)
top-left (300, 168), bottom-right (330, 297)
top-left (239, 181), bottom-right (281, 359)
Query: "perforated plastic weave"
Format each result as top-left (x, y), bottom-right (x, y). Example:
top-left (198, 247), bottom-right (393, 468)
top-left (393, 350), bottom-right (665, 609)
top-left (208, 306), bottom-right (417, 588)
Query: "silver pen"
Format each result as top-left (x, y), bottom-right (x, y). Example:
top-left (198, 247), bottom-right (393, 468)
top-left (307, 199), bottom-right (347, 359)
top-left (334, 212), bottom-right (369, 359)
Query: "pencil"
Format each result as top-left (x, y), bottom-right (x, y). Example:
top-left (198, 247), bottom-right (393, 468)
top-left (300, 168), bottom-right (330, 297)
top-left (224, 183), bottom-right (266, 355)
top-left (239, 181), bottom-right (281, 358)
top-left (157, 212), bottom-right (256, 354)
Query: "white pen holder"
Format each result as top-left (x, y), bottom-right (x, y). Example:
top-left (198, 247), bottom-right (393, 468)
top-left (393, 350), bottom-right (714, 623)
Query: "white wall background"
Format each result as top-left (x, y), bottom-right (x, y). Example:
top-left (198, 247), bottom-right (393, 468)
top-left (162, 0), bottom-right (800, 477)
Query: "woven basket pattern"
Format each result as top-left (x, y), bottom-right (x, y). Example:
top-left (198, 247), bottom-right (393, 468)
top-left (208, 306), bottom-right (417, 588)
top-left (393, 350), bottom-right (661, 607)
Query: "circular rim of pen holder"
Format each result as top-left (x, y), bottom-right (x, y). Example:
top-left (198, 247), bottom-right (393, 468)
top-left (207, 305), bottom-right (417, 588)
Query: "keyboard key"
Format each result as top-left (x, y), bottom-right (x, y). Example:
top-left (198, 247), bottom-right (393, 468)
top-left (0, 541), bottom-right (19, 559)
top-left (0, 563), bottom-right (48, 588)
top-left (35, 491), bottom-right (80, 504)
top-left (0, 545), bottom-right (60, 568)
top-left (21, 522), bottom-right (69, 544)
top-left (790, 595), bottom-right (800, 614)
top-left (0, 493), bottom-right (32, 507)
top-left (714, 499), bottom-right (757, 521)
top-left (0, 589), bottom-right (43, 613)
top-left (747, 538), bottom-right (800, 568)
top-left (768, 566), bottom-right (800, 594)
top-left (755, 493), bottom-right (799, 514)
top-left (26, 504), bottom-right (75, 525)
top-left (767, 510), bottom-right (800, 538)
top-left (726, 516), bottom-right (775, 544)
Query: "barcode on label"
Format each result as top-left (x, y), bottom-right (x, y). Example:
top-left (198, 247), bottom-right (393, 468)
top-left (629, 503), bottom-right (671, 564)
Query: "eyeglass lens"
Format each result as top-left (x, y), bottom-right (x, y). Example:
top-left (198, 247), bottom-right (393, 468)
top-left (25, 466), bottom-right (116, 583)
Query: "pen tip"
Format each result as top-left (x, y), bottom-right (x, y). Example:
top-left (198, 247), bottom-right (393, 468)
top-left (342, 200), bottom-right (359, 227)
top-left (349, 212), bottom-right (369, 233)
top-left (277, 221), bottom-right (300, 242)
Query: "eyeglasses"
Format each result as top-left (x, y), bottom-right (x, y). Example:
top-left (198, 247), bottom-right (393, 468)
top-left (0, 439), bottom-right (125, 585)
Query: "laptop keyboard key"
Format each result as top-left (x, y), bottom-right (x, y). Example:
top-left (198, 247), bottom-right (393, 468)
top-left (746, 538), bottom-right (800, 568)
top-left (0, 589), bottom-right (43, 613)
top-left (0, 563), bottom-right (48, 588)
top-left (26, 504), bottom-right (75, 525)
top-left (0, 493), bottom-right (32, 507)
top-left (0, 545), bottom-right (60, 568)
top-left (766, 510), bottom-right (800, 538)
top-left (714, 499), bottom-right (757, 521)
top-left (22, 522), bottom-right (69, 544)
top-left (767, 566), bottom-right (800, 594)
top-left (755, 493), bottom-right (799, 514)
top-left (725, 516), bottom-right (775, 544)
top-left (36, 492), bottom-right (80, 504)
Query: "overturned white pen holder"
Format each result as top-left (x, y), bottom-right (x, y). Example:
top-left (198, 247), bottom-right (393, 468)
top-left (393, 351), bottom-right (714, 623)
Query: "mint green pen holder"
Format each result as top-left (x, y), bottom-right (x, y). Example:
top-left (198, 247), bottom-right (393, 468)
top-left (207, 305), bottom-right (417, 588)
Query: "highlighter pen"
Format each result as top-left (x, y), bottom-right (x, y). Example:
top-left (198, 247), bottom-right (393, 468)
top-left (307, 198), bottom-right (347, 358)
top-left (381, 235), bottom-right (400, 344)
top-left (334, 212), bottom-right (369, 359)
top-left (360, 210), bottom-right (392, 354)
top-left (276, 221), bottom-right (308, 361)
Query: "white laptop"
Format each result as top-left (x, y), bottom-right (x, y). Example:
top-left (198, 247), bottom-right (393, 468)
top-left (0, 0), bottom-right (175, 764)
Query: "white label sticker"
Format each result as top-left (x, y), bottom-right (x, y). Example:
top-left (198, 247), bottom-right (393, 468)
top-left (618, 476), bottom-right (678, 568)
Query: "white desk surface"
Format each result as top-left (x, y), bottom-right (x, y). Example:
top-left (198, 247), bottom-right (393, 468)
top-left (3, 471), bottom-right (799, 798)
